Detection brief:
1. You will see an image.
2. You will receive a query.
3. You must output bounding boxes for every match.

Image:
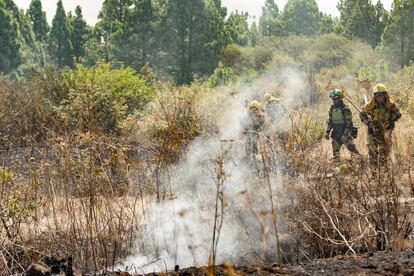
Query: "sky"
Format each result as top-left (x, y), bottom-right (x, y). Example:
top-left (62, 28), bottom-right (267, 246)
top-left (14, 0), bottom-right (394, 25)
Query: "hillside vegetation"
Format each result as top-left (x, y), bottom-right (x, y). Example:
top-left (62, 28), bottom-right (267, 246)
top-left (0, 0), bottom-right (414, 274)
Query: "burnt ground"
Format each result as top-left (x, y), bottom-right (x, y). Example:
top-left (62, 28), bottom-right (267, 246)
top-left (106, 250), bottom-right (414, 276)
top-left (289, 250), bottom-right (414, 276)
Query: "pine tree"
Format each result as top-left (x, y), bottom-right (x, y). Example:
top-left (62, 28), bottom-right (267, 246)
top-left (69, 6), bottom-right (88, 63)
top-left (280, 0), bottom-right (321, 36)
top-left (96, 0), bottom-right (133, 63)
top-left (383, 0), bottom-right (414, 67)
top-left (126, 0), bottom-right (158, 68)
top-left (319, 13), bottom-right (335, 34)
top-left (259, 0), bottom-right (281, 37)
top-left (97, 0), bottom-right (133, 38)
top-left (371, 0), bottom-right (388, 47)
top-left (48, 0), bottom-right (73, 68)
top-left (5, 0), bottom-right (36, 46)
top-left (27, 0), bottom-right (49, 42)
top-left (0, 1), bottom-right (21, 73)
top-left (2, 0), bottom-right (46, 74)
top-left (81, 26), bottom-right (107, 66)
top-left (225, 11), bottom-right (250, 46)
top-left (337, 0), bottom-right (377, 46)
top-left (162, 0), bottom-right (207, 84)
top-left (372, 1), bottom-right (388, 47)
top-left (249, 21), bottom-right (260, 46)
top-left (198, 0), bottom-right (230, 74)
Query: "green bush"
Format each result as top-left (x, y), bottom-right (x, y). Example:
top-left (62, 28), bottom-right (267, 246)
top-left (221, 44), bottom-right (243, 68)
top-left (0, 167), bottom-right (38, 240)
top-left (347, 41), bottom-right (380, 72)
top-left (253, 45), bottom-right (274, 71)
top-left (266, 50), bottom-right (294, 72)
top-left (240, 68), bottom-right (258, 84)
top-left (206, 62), bottom-right (236, 87)
top-left (301, 34), bottom-right (351, 72)
top-left (46, 63), bottom-right (155, 131)
top-left (358, 60), bottom-right (390, 83)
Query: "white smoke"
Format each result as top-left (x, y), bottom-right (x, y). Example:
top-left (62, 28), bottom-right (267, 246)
top-left (115, 67), bottom-right (310, 273)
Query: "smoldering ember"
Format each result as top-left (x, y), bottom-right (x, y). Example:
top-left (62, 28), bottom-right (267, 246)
top-left (0, 0), bottom-right (413, 275)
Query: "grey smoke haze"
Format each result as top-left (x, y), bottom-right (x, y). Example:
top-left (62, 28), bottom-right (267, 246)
top-left (115, 67), bottom-right (310, 273)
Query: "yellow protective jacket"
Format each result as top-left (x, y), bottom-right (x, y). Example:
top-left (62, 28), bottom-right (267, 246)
top-left (360, 96), bottom-right (401, 132)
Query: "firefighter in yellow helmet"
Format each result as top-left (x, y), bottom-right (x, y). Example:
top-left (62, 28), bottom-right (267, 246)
top-left (325, 89), bottom-right (360, 161)
top-left (243, 100), bottom-right (265, 160)
top-left (359, 84), bottom-right (401, 167)
top-left (264, 93), bottom-right (285, 122)
top-left (247, 100), bottom-right (265, 128)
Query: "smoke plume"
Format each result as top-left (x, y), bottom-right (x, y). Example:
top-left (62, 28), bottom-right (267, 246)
top-left (115, 67), bottom-right (310, 273)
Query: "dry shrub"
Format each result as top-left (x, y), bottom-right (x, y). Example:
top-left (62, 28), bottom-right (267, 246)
top-left (0, 131), bottom-right (148, 274)
top-left (143, 85), bottom-right (204, 165)
top-left (315, 66), bottom-right (354, 96)
top-left (278, 102), bottom-right (414, 263)
top-left (275, 87), bottom-right (414, 262)
top-left (1, 37), bottom-right (413, 273)
top-left (0, 76), bottom-right (55, 144)
top-left (282, 156), bottom-right (413, 260)
top-left (388, 64), bottom-right (414, 120)
top-left (0, 72), bottom-right (155, 273)
top-left (282, 109), bottom-right (325, 154)
top-left (129, 85), bottom-right (205, 201)
top-left (0, 68), bottom-right (206, 273)
top-left (0, 64), bottom-right (156, 140)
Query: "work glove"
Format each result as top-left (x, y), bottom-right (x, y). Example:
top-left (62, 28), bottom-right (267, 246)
top-left (359, 112), bottom-right (370, 126)
top-left (386, 122), bottom-right (395, 130)
top-left (343, 129), bottom-right (351, 140)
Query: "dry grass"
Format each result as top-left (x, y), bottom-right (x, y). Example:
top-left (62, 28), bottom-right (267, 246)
top-left (0, 132), bottom-right (149, 274)
top-left (278, 92), bottom-right (414, 263)
top-left (0, 62), bottom-right (413, 274)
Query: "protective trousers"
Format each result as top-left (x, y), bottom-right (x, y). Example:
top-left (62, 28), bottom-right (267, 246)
top-left (331, 123), bottom-right (358, 160)
top-left (245, 131), bottom-right (259, 160)
top-left (367, 129), bottom-right (392, 167)
top-left (332, 137), bottom-right (358, 160)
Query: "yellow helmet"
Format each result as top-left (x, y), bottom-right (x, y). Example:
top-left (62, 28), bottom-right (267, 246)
top-left (264, 93), bottom-right (272, 101)
top-left (249, 100), bottom-right (261, 110)
top-left (373, 83), bottom-right (387, 94)
top-left (264, 93), bottom-right (279, 103)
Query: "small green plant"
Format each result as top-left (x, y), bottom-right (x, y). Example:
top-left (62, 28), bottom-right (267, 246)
top-left (0, 168), bottom-right (13, 183)
top-left (206, 63), bottom-right (236, 87)
top-left (0, 168), bottom-right (38, 241)
top-left (358, 60), bottom-right (390, 83)
top-left (34, 63), bottom-right (156, 132)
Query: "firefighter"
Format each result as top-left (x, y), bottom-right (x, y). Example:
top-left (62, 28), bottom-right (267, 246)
top-left (325, 89), bottom-right (360, 161)
top-left (360, 83), bottom-right (401, 167)
top-left (243, 100), bottom-right (265, 160)
top-left (264, 93), bottom-right (285, 121)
